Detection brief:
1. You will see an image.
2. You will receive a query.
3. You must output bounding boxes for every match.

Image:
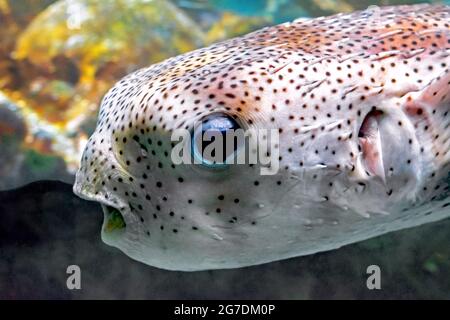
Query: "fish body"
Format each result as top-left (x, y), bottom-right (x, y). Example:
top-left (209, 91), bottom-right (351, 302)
top-left (74, 4), bottom-right (450, 271)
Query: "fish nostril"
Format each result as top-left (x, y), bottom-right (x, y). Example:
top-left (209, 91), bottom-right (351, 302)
top-left (102, 205), bottom-right (126, 232)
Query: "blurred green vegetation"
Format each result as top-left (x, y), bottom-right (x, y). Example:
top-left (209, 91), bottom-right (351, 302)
top-left (23, 149), bottom-right (59, 175)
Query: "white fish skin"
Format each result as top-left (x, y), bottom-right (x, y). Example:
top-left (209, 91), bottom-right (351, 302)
top-left (74, 4), bottom-right (450, 271)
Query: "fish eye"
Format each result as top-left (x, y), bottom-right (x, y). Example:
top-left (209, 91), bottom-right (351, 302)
top-left (191, 113), bottom-right (243, 168)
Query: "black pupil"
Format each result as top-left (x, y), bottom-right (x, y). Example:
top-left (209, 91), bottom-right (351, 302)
top-left (196, 115), bottom-right (240, 164)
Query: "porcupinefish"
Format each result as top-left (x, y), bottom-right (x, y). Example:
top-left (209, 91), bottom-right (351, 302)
top-left (74, 4), bottom-right (450, 271)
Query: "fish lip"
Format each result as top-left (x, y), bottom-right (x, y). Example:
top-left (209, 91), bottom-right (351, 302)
top-left (72, 176), bottom-right (86, 199)
top-left (72, 166), bottom-right (118, 207)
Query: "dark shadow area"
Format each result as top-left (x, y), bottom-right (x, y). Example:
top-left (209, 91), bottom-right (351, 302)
top-left (0, 180), bottom-right (449, 299)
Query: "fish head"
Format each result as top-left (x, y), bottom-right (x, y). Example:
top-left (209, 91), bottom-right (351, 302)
top-left (74, 4), bottom-right (450, 270)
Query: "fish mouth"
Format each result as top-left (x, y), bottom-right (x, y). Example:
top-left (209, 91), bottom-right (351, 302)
top-left (73, 166), bottom-right (145, 251)
top-left (101, 204), bottom-right (127, 234)
top-left (98, 201), bottom-right (145, 257)
top-left (73, 175), bottom-right (129, 236)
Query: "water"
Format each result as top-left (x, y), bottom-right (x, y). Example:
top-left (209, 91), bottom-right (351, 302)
top-left (0, 0), bottom-right (449, 299)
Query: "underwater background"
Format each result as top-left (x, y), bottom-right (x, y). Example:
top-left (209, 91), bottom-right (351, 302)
top-left (0, 0), bottom-right (449, 299)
